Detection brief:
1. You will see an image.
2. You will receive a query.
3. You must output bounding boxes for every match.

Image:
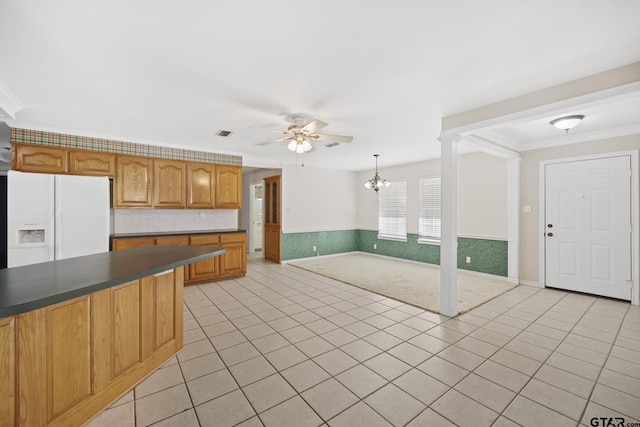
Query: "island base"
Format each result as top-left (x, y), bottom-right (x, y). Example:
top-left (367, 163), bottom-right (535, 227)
top-left (0, 267), bottom-right (184, 427)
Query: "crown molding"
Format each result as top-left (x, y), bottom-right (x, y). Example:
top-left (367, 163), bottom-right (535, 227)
top-left (0, 80), bottom-right (25, 120)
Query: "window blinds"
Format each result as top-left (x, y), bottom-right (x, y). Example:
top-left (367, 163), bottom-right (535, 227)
top-left (378, 180), bottom-right (407, 240)
top-left (419, 176), bottom-right (441, 240)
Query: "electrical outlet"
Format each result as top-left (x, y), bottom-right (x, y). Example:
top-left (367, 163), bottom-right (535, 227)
top-left (466, 256), bottom-right (471, 264)
top-left (313, 246), bottom-right (316, 251)
top-left (374, 244), bottom-right (377, 250)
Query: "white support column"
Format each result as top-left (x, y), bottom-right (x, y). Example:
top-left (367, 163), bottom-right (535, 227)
top-left (507, 158), bottom-right (521, 284)
top-left (438, 133), bottom-right (461, 317)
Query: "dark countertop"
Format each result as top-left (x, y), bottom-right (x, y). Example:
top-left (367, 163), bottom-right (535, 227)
top-left (0, 245), bottom-right (225, 317)
top-left (111, 229), bottom-right (246, 239)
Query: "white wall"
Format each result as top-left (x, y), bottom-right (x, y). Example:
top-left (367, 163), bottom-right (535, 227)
top-left (281, 164), bottom-right (358, 233)
top-left (357, 152), bottom-right (508, 239)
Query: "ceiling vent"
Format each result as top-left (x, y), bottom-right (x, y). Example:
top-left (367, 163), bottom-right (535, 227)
top-left (216, 129), bottom-right (233, 137)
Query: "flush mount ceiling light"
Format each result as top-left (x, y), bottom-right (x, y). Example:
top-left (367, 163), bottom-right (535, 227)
top-left (550, 115), bottom-right (585, 133)
top-left (364, 154), bottom-right (390, 192)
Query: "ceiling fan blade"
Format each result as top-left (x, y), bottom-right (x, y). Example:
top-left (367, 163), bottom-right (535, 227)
top-left (256, 137), bottom-right (291, 146)
top-left (302, 119), bottom-right (328, 134)
top-left (311, 133), bottom-right (353, 144)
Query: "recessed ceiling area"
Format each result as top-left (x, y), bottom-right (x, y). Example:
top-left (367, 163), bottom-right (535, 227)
top-left (0, 1), bottom-right (639, 170)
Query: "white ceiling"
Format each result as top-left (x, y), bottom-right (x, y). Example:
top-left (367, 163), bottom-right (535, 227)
top-left (1, 0), bottom-right (639, 171)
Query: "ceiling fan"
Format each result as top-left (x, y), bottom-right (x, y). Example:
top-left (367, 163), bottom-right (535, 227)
top-left (257, 113), bottom-right (353, 154)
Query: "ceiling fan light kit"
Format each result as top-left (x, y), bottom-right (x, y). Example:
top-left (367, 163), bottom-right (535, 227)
top-left (364, 154), bottom-right (390, 192)
top-left (550, 114), bottom-right (585, 133)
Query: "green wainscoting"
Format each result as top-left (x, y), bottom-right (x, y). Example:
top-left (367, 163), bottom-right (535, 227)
top-left (281, 229), bottom-right (508, 277)
top-left (281, 230), bottom-right (359, 260)
top-left (356, 230), bottom-right (440, 264)
top-left (456, 237), bottom-right (508, 276)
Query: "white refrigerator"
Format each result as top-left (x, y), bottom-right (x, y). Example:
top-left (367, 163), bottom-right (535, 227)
top-left (7, 171), bottom-right (110, 267)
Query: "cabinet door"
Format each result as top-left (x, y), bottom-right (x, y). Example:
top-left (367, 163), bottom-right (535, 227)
top-left (115, 156), bottom-right (153, 208)
top-left (69, 150), bottom-right (116, 177)
top-left (0, 317), bottom-right (15, 427)
top-left (264, 176), bottom-right (281, 263)
top-left (219, 233), bottom-right (246, 277)
top-left (13, 143), bottom-right (68, 174)
top-left (187, 162), bottom-right (216, 209)
top-left (188, 235), bottom-right (220, 281)
top-left (112, 237), bottom-right (156, 251)
top-left (215, 165), bottom-right (242, 209)
top-left (154, 159), bottom-right (186, 208)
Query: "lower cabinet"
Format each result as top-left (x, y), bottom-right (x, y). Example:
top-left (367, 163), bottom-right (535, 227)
top-left (188, 234), bottom-right (220, 282)
top-left (111, 232), bottom-right (246, 284)
top-left (0, 268), bottom-right (184, 427)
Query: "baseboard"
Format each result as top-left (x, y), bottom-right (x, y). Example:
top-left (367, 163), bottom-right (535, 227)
top-left (520, 279), bottom-right (543, 288)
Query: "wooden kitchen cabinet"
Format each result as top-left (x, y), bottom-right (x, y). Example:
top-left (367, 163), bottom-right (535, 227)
top-left (215, 165), bottom-right (242, 209)
top-left (187, 162), bottom-right (216, 209)
top-left (0, 269), bottom-right (184, 427)
top-left (264, 175), bottom-right (281, 263)
top-left (154, 159), bottom-right (186, 208)
top-left (115, 156), bottom-right (153, 208)
top-left (219, 233), bottom-right (247, 277)
top-left (69, 150), bottom-right (116, 177)
top-left (188, 234), bottom-right (220, 281)
top-left (12, 143), bottom-right (69, 174)
top-left (155, 236), bottom-right (189, 246)
top-left (112, 237), bottom-right (156, 251)
top-left (111, 232), bottom-right (247, 283)
top-left (0, 316), bottom-right (15, 426)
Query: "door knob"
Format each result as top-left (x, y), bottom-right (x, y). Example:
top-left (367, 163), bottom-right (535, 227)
top-left (547, 232), bottom-right (553, 237)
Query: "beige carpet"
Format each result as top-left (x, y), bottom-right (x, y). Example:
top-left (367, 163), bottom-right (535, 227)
top-left (289, 252), bottom-right (517, 314)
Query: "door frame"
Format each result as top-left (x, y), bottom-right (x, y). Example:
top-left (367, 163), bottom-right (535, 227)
top-left (538, 150), bottom-right (639, 305)
top-left (248, 182), bottom-right (264, 254)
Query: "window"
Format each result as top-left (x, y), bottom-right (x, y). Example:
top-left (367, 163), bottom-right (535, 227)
top-left (378, 179), bottom-right (407, 241)
top-left (419, 176), bottom-right (441, 242)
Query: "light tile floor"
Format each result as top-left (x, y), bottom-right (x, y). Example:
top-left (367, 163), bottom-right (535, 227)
top-left (86, 256), bottom-right (640, 427)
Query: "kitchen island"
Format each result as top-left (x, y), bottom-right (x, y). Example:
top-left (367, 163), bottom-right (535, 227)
top-left (0, 245), bottom-right (225, 427)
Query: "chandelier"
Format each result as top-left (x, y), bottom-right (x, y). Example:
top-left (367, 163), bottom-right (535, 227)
top-left (363, 154), bottom-right (390, 192)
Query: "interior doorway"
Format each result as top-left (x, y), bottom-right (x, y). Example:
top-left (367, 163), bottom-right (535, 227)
top-left (249, 183), bottom-right (263, 253)
top-left (541, 152), bottom-right (637, 301)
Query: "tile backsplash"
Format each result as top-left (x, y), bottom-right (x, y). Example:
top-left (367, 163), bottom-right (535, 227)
top-left (113, 209), bottom-right (238, 234)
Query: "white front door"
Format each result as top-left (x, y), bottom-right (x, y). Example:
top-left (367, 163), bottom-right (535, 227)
top-left (545, 155), bottom-right (632, 300)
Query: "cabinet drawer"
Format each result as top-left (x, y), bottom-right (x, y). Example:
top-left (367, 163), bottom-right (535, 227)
top-left (155, 236), bottom-right (189, 246)
top-left (220, 233), bottom-right (246, 244)
top-left (190, 234), bottom-right (219, 245)
top-left (112, 237), bottom-right (156, 250)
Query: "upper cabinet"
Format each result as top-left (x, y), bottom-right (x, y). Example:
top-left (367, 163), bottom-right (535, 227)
top-left (115, 156), bottom-right (153, 208)
top-left (154, 159), bottom-right (186, 208)
top-left (187, 162), bottom-right (216, 209)
top-left (11, 143), bottom-right (242, 211)
top-left (69, 150), bottom-right (116, 177)
top-left (12, 143), bottom-right (68, 174)
top-left (216, 165), bottom-right (242, 209)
